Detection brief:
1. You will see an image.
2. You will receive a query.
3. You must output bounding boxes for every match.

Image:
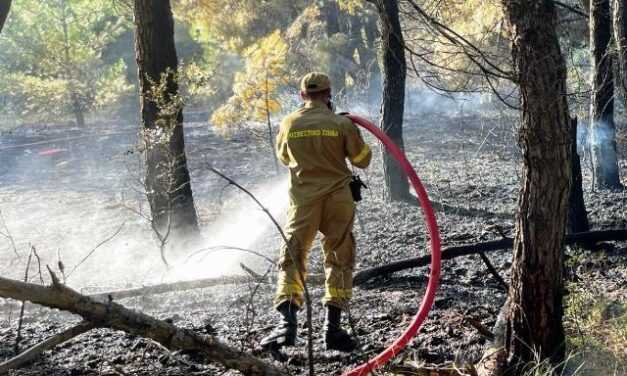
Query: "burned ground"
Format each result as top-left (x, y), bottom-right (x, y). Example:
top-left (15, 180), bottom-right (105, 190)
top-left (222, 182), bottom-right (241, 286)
top-left (1, 110), bottom-right (626, 375)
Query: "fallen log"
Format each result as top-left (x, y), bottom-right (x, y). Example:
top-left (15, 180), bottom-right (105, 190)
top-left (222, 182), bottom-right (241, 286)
top-left (88, 230), bottom-right (627, 300)
top-left (89, 274), bottom-right (326, 301)
top-left (0, 273), bottom-right (285, 376)
top-left (353, 229), bottom-right (627, 284)
top-left (0, 321), bottom-right (95, 375)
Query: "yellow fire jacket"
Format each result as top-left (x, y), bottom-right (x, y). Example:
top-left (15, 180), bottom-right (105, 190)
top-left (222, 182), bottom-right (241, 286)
top-left (276, 100), bottom-right (372, 205)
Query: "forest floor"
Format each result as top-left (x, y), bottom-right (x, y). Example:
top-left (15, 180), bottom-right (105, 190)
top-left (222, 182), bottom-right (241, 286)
top-left (0, 108), bottom-right (626, 375)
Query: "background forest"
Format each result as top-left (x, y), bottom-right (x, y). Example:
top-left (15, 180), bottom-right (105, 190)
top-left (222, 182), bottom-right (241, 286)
top-left (0, 1), bottom-right (626, 376)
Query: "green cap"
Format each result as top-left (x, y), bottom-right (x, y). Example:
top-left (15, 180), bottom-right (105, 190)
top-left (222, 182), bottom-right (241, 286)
top-left (300, 72), bottom-right (331, 93)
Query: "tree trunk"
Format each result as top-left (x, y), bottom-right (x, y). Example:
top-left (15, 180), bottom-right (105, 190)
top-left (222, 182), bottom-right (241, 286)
top-left (497, 0), bottom-right (571, 373)
top-left (590, 0), bottom-right (623, 189)
top-left (372, 0), bottom-right (411, 202)
top-left (321, 0), bottom-right (348, 92)
top-left (613, 0), bottom-right (627, 96)
top-left (264, 73), bottom-right (279, 173)
top-left (0, 0), bottom-right (11, 34)
top-left (59, 0), bottom-right (85, 128)
top-left (364, 12), bottom-right (382, 108)
top-left (71, 94), bottom-right (85, 127)
top-left (348, 13), bottom-right (364, 85)
top-left (568, 117), bottom-right (590, 234)
top-left (133, 0), bottom-right (199, 238)
top-left (350, 11), bottom-right (380, 105)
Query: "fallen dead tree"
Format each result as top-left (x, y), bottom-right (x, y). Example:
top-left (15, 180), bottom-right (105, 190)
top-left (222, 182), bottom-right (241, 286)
top-left (2, 230), bottom-right (624, 374)
top-left (0, 271), bottom-right (285, 376)
top-left (353, 229), bottom-right (627, 284)
top-left (89, 229), bottom-right (627, 301)
top-left (89, 272), bottom-right (326, 301)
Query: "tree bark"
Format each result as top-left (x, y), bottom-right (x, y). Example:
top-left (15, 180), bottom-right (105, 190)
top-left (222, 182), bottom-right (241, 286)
top-left (497, 0), bottom-right (571, 373)
top-left (0, 0), bottom-right (11, 34)
top-left (372, 0), bottom-right (411, 202)
top-left (0, 275), bottom-right (285, 376)
top-left (568, 117), bottom-right (590, 234)
top-left (614, 0), bottom-right (627, 96)
top-left (133, 0), bottom-right (200, 237)
top-left (590, 0), bottom-right (623, 189)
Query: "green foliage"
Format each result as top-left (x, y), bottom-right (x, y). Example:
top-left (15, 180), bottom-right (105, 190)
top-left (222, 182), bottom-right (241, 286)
top-left (564, 283), bottom-right (627, 375)
top-left (0, 0), bottom-right (132, 125)
top-left (174, 0), bottom-right (307, 53)
top-left (520, 352), bottom-right (583, 376)
top-left (210, 30), bottom-right (289, 134)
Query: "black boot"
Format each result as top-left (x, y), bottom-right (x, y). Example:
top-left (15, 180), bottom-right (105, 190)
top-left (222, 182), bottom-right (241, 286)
top-left (261, 301), bottom-right (298, 350)
top-left (324, 305), bottom-right (357, 352)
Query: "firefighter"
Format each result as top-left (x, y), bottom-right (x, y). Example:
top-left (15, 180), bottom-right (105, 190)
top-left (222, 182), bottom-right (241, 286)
top-left (261, 72), bottom-right (372, 353)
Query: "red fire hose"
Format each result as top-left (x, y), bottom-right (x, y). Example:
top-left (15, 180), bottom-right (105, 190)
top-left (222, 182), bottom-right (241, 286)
top-left (343, 114), bottom-right (442, 376)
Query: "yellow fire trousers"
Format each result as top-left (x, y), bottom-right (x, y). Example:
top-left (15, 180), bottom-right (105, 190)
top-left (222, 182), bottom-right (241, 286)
top-left (274, 187), bottom-right (355, 310)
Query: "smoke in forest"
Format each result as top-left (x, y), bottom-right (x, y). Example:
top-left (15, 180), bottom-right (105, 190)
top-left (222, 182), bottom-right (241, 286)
top-left (168, 176), bottom-right (289, 281)
top-left (0, 122), bottom-right (292, 290)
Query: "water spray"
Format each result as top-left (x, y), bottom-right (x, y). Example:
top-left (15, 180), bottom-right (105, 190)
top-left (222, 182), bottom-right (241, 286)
top-left (343, 114), bottom-right (442, 376)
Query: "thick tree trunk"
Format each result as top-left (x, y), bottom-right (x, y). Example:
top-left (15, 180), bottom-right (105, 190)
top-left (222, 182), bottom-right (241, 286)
top-left (0, 275), bottom-right (285, 376)
top-left (590, 0), bottom-right (623, 189)
top-left (0, 0), bottom-right (11, 34)
top-left (497, 0), bottom-right (571, 373)
top-left (568, 117), bottom-right (590, 234)
top-left (373, 0), bottom-right (411, 202)
top-left (133, 0), bottom-right (199, 238)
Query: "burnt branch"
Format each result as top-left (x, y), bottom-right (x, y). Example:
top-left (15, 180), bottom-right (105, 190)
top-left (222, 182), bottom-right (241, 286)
top-left (478, 252), bottom-right (508, 291)
top-left (14, 251), bottom-right (33, 354)
top-left (0, 322), bottom-right (96, 374)
top-left (353, 229), bottom-right (627, 284)
top-left (554, 1), bottom-right (588, 18)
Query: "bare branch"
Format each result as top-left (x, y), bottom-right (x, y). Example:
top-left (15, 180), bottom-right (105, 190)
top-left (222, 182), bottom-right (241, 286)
top-left (0, 322), bottom-right (96, 374)
top-left (554, 1), bottom-right (588, 18)
top-left (14, 251), bottom-right (34, 354)
top-left (67, 222), bottom-right (126, 278)
top-left (0, 210), bottom-right (21, 258)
